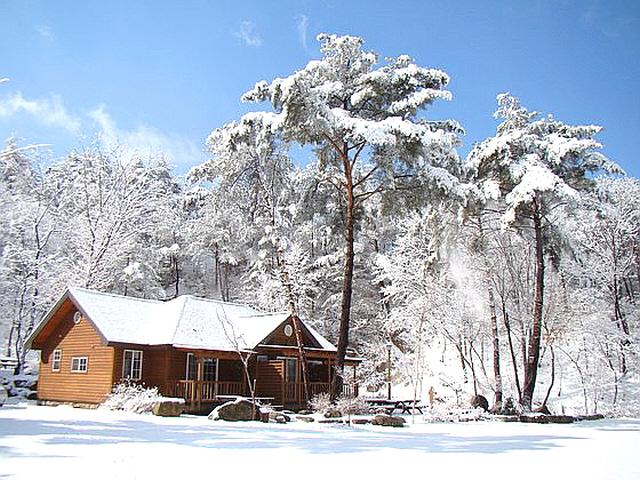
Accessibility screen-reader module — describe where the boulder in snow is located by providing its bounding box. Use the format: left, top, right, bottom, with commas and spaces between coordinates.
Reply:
519, 414, 575, 424
323, 408, 342, 418
208, 398, 259, 421
269, 411, 291, 423
295, 415, 315, 423
152, 398, 185, 417
372, 414, 405, 427
351, 418, 370, 425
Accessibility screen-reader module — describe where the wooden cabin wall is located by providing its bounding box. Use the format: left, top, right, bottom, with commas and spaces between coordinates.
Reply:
38, 311, 114, 404
112, 346, 181, 389
255, 360, 284, 404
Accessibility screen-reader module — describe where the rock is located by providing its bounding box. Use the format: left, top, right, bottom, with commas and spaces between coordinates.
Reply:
152, 398, 185, 417
208, 399, 260, 421
295, 415, 315, 423
324, 408, 342, 418
297, 409, 313, 415
351, 418, 370, 425
269, 411, 291, 423
371, 414, 405, 427
493, 415, 520, 423
25, 390, 38, 400
519, 414, 575, 424
317, 418, 345, 424
576, 414, 605, 421
471, 395, 489, 412
0, 386, 7, 406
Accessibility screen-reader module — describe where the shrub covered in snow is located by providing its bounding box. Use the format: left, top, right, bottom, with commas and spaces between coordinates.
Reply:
101, 381, 162, 414
308, 392, 332, 415
336, 395, 368, 423
336, 395, 368, 416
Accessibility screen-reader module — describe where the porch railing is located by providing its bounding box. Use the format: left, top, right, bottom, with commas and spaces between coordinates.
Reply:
284, 382, 359, 403
165, 380, 247, 403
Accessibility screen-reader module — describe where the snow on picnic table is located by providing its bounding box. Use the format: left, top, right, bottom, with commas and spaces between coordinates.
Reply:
0, 404, 638, 480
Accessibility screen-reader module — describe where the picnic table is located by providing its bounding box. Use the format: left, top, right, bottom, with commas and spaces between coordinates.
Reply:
364, 398, 424, 415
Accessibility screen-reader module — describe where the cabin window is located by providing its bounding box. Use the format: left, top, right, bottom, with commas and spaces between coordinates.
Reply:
70, 356, 88, 373
52, 349, 62, 372
202, 358, 217, 382
285, 358, 298, 382
123, 350, 143, 380
185, 353, 196, 380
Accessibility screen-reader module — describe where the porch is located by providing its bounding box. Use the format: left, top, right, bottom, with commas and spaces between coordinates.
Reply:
164, 350, 359, 412
163, 379, 358, 412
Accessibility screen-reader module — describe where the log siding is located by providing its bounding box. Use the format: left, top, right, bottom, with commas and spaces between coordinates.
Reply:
38, 301, 115, 404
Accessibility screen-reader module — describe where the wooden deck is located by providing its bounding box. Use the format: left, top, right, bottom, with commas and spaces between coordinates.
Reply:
283, 382, 358, 404
164, 380, 247, 404
164, 379, 359, 412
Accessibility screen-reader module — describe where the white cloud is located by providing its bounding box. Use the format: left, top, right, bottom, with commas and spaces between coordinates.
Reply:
36, 25, 55, 42
0, 89, 205, 169
296, 15, 310, 52
0, 92, 81, 133
88, 105, 205, 168
235, 20, 262, 47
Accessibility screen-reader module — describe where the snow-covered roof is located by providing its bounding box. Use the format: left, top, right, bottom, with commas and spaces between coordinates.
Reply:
29, 287, 337, 353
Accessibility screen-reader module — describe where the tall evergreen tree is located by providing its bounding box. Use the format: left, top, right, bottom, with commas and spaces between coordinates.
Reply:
240, 33, 461, 396
467, 93, 621, 409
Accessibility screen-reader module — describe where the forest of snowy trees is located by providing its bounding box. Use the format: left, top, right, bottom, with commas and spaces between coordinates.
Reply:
1, 34, 638, 415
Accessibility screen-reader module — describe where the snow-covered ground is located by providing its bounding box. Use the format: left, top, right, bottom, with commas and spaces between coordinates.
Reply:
0, 404, 638, 480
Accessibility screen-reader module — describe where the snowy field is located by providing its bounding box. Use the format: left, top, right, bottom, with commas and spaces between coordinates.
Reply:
1, 404, 639, 480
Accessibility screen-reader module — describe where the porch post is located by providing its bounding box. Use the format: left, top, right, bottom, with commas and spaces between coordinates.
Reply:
353, 364, 357, 397
196, 356, 202, 407
215, 358, 220, 398
297, 358, 302, 404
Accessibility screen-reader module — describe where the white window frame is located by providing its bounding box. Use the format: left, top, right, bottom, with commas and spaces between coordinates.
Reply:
70, 356, 88, 373
185, 353, 196, 380
52, 349, 62, 372
123, 350, 143, 381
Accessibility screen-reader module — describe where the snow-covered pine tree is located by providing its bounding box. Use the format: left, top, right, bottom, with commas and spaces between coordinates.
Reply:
241, 33, 462, 398
466, 93, 622, 410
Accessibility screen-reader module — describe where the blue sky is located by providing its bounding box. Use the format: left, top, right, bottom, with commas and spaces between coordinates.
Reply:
1, 0, 638, 177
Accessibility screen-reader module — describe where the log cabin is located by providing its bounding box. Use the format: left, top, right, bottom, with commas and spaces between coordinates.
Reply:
25, 287, 360, 412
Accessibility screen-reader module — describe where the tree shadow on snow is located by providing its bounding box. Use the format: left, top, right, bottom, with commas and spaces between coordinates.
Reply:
0, 413, 588, 459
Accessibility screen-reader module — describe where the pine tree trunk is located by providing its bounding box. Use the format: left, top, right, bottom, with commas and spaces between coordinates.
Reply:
522, 201, 545, 410
488, 285, 503, 411
541, 345, 556, 408
503, 308, 522, 402
332, 156, 355, 401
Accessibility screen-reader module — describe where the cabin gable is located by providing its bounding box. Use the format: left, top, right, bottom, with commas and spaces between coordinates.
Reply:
38, 298, 115, 404
259, 318, 322, 349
